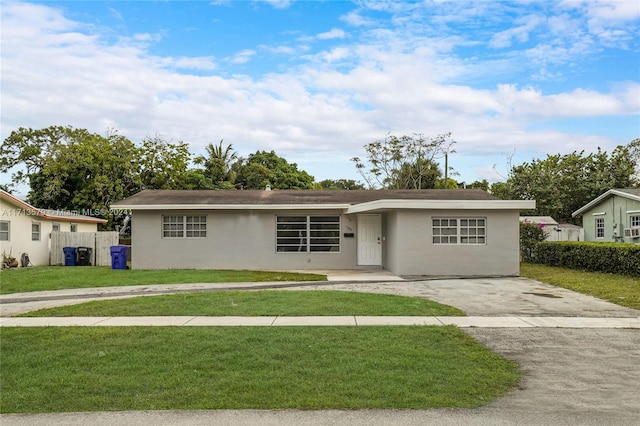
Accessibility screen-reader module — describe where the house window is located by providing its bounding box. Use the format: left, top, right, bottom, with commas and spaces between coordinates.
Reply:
631, 215, 640, 228
0, 221, 9, 241
70, 223, 78, 232
432, 218, 486, 245
52, 223, 60, 232
162, 215, 207, 238
595, 218, 605, 238
276, 216, 340, 252
32, 222, 41, 241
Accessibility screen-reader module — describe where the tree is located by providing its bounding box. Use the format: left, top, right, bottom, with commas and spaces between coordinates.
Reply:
465, 180, 490, 191
351, 132, 455, 189
508, 147, 636, 223
234, 150, 315, 189
624, 138, 640, 185
316, 179, 366, 190
489, 181, 511, 199
21, 129, 142, 228
1, 126, 212, 229
138, 135, 194, 190
194, 140, 238, 189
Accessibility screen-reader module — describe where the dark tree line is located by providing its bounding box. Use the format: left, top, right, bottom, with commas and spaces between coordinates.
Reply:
2, 126, 637, 227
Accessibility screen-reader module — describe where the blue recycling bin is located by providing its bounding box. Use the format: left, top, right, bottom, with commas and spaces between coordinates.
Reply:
63, 247, 77, 266
110, 246, 128, 270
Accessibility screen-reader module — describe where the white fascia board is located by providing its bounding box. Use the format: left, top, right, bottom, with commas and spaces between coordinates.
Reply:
572, 189, 640, 217
111, 204, 351, 211
346, 199, 536, 214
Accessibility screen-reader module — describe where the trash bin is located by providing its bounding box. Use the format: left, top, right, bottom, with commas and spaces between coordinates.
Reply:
110, 246, 128, 270
63, 247, 77, 266
76, 247, 93, 266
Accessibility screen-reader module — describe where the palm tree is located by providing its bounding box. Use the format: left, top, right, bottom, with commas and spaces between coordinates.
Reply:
195, 139, 238, 185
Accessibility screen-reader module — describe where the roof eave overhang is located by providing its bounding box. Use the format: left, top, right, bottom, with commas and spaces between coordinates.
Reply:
346, 199, 536, 214
572, 189, 640, 217
114, 200, 536, 213
2, 192, 107, 224
111, 204, 352, 211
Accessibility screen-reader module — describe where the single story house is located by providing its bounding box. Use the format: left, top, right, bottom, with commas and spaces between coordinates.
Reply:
111, 189, 535, 277
520, 216, 584, 242
0, 190, 107, 266
572, 188, 640, 243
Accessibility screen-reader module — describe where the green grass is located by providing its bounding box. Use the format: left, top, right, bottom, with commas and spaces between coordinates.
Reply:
0, 326, 520, 413
20, 290, 465, 317
0, 266, 326, 294
520, 263, 640, 310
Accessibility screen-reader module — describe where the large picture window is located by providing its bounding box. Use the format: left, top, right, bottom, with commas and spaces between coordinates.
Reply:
163, 215, 207, 238
432, 218, 486, 245
277, 216, 340, 252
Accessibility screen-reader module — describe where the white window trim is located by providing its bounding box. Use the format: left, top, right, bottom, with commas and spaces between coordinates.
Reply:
595, 217, 605, 239
32, 222, 41, 241
162, 215, 207, 238
432, 217, 487, 245
629, 215, 640, 228
0, 221, 9, 241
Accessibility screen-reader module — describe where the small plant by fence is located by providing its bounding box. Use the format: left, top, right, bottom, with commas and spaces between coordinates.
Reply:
50, 232, 119, 266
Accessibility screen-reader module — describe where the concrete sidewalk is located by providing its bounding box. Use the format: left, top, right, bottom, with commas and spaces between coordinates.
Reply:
1, 315, 638, 328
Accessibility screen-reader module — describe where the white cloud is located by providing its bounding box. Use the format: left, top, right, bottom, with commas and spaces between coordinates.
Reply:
317, 28, 346, 40
228, 49, 256, 64
489, 14, 545, 48
1, 1, 638, 187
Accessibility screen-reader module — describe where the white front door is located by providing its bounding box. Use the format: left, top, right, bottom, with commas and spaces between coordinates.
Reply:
357, 214, 382, 266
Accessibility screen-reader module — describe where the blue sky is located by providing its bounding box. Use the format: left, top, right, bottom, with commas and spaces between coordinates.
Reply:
1, 0, 639, 192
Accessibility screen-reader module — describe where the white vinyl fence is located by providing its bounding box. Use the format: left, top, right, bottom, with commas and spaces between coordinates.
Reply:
50, 232, 119, 266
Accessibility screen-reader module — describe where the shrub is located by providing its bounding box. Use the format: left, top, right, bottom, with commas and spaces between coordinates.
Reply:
519, 222, 547, 263
533, 241, 640, 276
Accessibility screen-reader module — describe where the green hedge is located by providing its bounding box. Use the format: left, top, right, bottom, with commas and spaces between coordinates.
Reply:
532, 242, 640, 276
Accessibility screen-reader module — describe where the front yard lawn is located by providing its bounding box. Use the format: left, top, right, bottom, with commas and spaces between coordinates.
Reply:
0, 326, 520, 413
520, 263, 640, 310
19, 290, 464, 317
0, 266, 326, 294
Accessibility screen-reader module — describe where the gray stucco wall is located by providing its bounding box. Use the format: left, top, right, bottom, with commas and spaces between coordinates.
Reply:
131, 208, 522, 276
384, 210, 521, 276
131, 209, 360, 270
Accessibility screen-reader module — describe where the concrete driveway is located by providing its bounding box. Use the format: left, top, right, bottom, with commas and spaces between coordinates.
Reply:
1, 276, 639, 425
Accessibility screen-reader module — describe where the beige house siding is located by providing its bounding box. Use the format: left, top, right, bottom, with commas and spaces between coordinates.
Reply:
1, 191, 106, 266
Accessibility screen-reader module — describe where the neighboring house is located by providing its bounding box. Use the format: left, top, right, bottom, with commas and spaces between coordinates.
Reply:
111, 189, 535, 277
520, 216, 584, 242
0, 190, 108, 266
572, 188, 640, 243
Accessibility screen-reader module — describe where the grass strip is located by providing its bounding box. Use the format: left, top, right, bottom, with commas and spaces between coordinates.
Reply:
0, 326, 520, 413
20, 290, 464, 317
0, 267, 326, 294
520, 263, 640, 310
